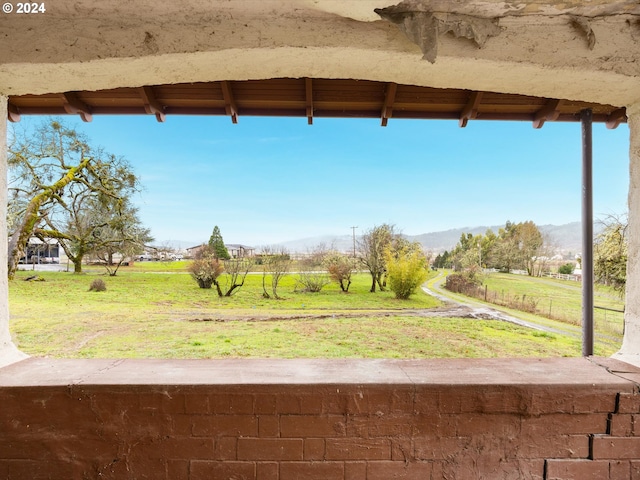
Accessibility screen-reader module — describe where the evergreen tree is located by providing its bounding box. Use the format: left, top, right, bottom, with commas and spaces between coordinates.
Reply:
208, 225, 231, 260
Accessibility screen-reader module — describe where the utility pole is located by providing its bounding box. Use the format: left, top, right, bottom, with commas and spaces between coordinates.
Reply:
351, 226, 358, 258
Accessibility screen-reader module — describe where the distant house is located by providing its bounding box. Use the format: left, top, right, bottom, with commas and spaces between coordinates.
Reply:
225, 244, 255, 259
21, 238, 62, 264
185, 244, 205, 259
186, 243, 255, 259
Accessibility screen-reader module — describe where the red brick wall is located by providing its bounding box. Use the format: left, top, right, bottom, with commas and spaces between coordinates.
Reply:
0, 358, 638, 479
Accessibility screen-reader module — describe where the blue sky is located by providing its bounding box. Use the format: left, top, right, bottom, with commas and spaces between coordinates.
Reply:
14, 115, 630, 248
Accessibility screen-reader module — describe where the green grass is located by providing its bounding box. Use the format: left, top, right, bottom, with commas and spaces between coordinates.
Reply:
8, 267, 618, 359
10, 269, 440, 315
11, 311, 587, 359
481, 272, 625, 335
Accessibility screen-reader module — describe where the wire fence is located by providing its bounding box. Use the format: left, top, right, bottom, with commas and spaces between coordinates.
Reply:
447, 282, 624, 337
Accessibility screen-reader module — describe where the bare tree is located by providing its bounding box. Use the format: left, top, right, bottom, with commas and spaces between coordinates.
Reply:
295, 244, 330, 293
358, 224, 396, 292
217, 258, 253, 297
260, 246, 291, 299
323, 250, 356, 292
91, 202, 153, 276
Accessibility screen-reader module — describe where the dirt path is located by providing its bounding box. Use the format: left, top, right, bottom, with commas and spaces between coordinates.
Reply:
424, 272, 624, 349
183, 305, 512, 323
422, 271, 583, 337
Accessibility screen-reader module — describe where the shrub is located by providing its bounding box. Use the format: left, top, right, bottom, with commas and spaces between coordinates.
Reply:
385, 247, 429, 300
188, 257, 224, 289
558, 263, 574, 275
295, 270, 331, 293
323, 251, 356, 292
445, 267, 483, 295
88, 278, 107, 292
295, 253, 330, 293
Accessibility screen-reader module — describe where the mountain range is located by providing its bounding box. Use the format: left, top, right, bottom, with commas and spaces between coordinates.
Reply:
275, 222, 586, 254
160, 222, 588, 254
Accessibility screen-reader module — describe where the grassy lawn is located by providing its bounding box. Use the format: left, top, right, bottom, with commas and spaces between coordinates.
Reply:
481, 272, 625, 336
8, 266, 616, 358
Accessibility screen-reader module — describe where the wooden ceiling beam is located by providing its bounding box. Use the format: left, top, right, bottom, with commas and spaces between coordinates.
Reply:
7, 79, 625, 126
60, 92, 92, 122
532, 99, 563, 129
381, 83, 397, 127
220, 81, 238, 124
139, 86, 166, 123
7, 102, 20, 122
606, 108, 626, 129
305, 78, 314, 125
459, 91, 483, 128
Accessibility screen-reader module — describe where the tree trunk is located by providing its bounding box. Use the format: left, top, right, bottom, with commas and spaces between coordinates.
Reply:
262, 273, 270, 298
370, 275, 377, 293
72, 256, 83, 274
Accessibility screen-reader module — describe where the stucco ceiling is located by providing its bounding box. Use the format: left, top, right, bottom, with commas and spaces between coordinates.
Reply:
0, 0, 638, 109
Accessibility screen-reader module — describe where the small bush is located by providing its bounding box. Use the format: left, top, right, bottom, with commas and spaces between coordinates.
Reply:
188, 257, 224, 289
323, 251, 356, 292
445, 269, 483, 294
558, 263, 574, 275
295, 270, 331, 293
386, 247, 429, 300
89, 278, 107, 292
295, 250, 330, 293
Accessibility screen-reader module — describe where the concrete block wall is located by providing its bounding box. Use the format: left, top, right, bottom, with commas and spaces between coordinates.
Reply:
0, 357, 639, 479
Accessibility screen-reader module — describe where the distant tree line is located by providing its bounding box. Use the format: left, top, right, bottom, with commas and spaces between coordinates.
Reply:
440, 216, 629, 295
441, 221, 547, 276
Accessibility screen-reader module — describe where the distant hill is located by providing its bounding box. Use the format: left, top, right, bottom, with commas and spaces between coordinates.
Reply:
407, 222, 584, 253
278, 235, 356, 254
275, 222, 586, 254
406, 226, 503, 253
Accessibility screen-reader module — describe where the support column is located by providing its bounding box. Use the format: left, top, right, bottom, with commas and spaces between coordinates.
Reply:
0, 96, 27, 368
582, 109, 594, 357
616, 103, 640, 363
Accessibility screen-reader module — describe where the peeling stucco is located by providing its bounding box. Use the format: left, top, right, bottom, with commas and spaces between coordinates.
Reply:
570, 15, 596, 49
375, 6, 502, 62
375, 0, 639, 61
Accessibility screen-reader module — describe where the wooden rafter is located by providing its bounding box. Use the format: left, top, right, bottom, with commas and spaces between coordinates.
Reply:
381, 83, 397, 127
606, 108, 626, 129
7, 79, 625, 126
459, 91, 483, 128
532, 99, 563, 129
7, 102, 20, 122
139, 86, 166, 123
60, 92, 92, 122
220, 81, 238, 124
305, 78, 314, 125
